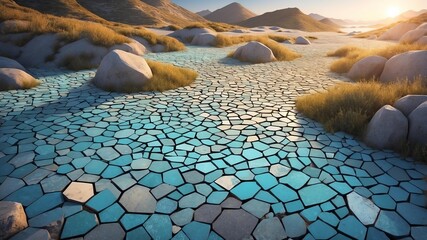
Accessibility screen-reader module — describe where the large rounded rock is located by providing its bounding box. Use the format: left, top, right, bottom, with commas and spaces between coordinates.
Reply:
0, 68, 39, 91
191, 33, 217, 46
394, 95, 427, 116
0, 201, 28, 239
416, 36, 427, 45
92, 50, 153, 92
110, 39, 146, 56
408, 101, 427, 145
233, 41, 276, 63
0, 56, 25, 71
54, 38, 108, 69
378, 23, 418, 40
364, 105, 408, 149
399, 28, 427, 44
18, 34, 60, 67
295, 36, 311, 45
168, 28, 215, 43
347, 56, 387, 81
380, 50, 427, 83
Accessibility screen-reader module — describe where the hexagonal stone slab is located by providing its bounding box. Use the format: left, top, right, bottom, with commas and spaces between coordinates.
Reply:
308, 220, 337, 239
120, 185, 156, 213
194, 204, 222, 223
61, 211, 98, 239
179, 192, 206, 209
182, 221, 211, 240
171, 208, 194, 226
375, 210, 410, 237
215, 176, 241, 190
253, 217, 287, 240
270, 164, 291, 177
86, 189, 117, 212
338, 215, 367, 239
213, 209, 258, 240
230, 182, 261, 201
347, 191, 379, 225
242, 199, 270, 218
396, 202, 427, 225
299, 184, 337, 206
63, 182, 94, 203
282, 213, 307, 238
85, 223, 125, 240
144, 214, 172, 240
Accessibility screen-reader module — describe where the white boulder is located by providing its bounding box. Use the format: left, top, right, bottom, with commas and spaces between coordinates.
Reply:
364, 105, 408, 149
18, 34, 60, 67
347, 56, 387, 81
0, 201, 28, 239
380, 50, 427, 83
54, 38, 108, 69
0, 68, 39, 91
394, 95, 427, 116
110, 39, 146, 56
408, 101, 427, 145
0, 56, 25, 71
295, 36, 311, 45
399, 28, 427, 44
191, 33, 217, 46
233, 41, 276, 63
378, 23, 418, 40
168, 28, 215, 43
92, 50, 153, 92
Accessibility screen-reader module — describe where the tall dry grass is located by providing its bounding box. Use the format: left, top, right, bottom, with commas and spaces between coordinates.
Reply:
327, 44, 427, 73
296, 80, 427, 136
184, 22, 240, 32
215, 34, 292, 47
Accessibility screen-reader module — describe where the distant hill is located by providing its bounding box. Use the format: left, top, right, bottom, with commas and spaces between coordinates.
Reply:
197, 10, 212, 17
14, 0, 106, 23
309, 13, 348, 26
309, 13, 326, 21
75, 0, 206, 26
398, 9, 427, 20
320, 18, 342, 28
239, 8, 338, 32
205, 2, 257, 24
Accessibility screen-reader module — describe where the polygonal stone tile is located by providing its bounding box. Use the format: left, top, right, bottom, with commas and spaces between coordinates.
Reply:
171, 208, 194, 226
86, 189, 118, 212
151, 184, 176, 199
213, 209, 258, 240
156, 198, 177, 214
375, 210, 410, 237
271, 184, 298, 203
41, 175, 70, 193
215, 176, 240, 190
308, 220, 337, 239
63, 182, 94, 203
99, 203, 125, 223
120, 214, 149, 231
61, 211, 98, 239
9, 151, 35, 168
183, 170, 204, 184
0, 177, 25, 199
194, 204, 222, 223
4, 184, 43, 206
144, 214, 172, 240
282, 213, 307, 238
269, 164, 291, 177
299, 184, 337, 206
242, 199, 270, 218
220, 197, 242, 209
120, 185, 156, 213
411, 226, 427, 240
396, 202, 427, 225
347, 191, 380, 225
255, 173, 278, 190
338, 215, 367, 240
85, 223, 125, 240
182, 221, 211, 240
26, 192, 64, 218
253, 217, 287, 240
230, 181, 260, 201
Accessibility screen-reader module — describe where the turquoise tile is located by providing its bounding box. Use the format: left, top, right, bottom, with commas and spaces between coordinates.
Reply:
99, 203, 125, 223
126, 226, 151, 240
163, 169, 184, 187
338, 215, 367, 239
86, 189, 117, 212
308, 220, 337, 239
61, 211, 98, 239
207, 191, 228, 204
120, 214, 149, 230
299, 184, 337, 206
144, 214, 172, 240
183, 221, 211, 240
26, 192, 63, 218
301, 206, 321, 222
156, 198, 178, 214
255, 173, 278, 190
230, 182, 260, 201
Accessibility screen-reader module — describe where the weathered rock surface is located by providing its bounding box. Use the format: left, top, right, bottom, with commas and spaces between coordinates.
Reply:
408, 101, 427, 145
92, 50, 153, 92
364, 105, 408, 149
295, 36, 311, 45
394, 95, 427, 116
169, 28, 215, 43
191, 33, 217, 46
233, 41, 276, 63
0, 68, 39, 91
0, 201, 28, 239
110, 40, 146, 56
18, 34, 59, 67
63, 182, 94, 203
380, 50, 427, 83
378, 22, 418, 40
347, 55, 387, 81
54, 39, 108, 69
0, 56, 25, 71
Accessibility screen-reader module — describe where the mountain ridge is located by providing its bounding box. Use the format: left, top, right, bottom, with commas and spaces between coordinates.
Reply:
205, 2, 257, 24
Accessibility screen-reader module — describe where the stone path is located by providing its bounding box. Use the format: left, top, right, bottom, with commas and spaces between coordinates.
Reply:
0, 35, 426, 239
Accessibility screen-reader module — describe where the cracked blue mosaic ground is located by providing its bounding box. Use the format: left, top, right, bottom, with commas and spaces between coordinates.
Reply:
1, 41, 427, 240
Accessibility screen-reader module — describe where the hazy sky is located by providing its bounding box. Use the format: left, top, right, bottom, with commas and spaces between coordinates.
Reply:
172, 0, 427, 21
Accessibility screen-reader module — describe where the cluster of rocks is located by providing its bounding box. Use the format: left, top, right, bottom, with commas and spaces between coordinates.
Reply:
0, 56, 39, 91
365, 95, 427, 150
377, 22, 427, 45
168, 28, 217, 46
348, 50, 427, 83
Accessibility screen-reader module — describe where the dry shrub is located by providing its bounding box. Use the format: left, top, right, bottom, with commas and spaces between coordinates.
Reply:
143, 60, 198, 92
328, 44, 427, 73
61, 53, 97, 71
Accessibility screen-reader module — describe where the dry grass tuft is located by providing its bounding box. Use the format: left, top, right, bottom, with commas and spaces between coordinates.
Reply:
184, 22, 240, 32
328, 44, 427, 73
261, 39, 301, 61
215, 34, 292, 48
142, 60, 198, 92
61, 53, 98, 71
296, 80, 427, 136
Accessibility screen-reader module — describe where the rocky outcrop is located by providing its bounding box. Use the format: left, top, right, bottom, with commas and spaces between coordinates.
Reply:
168, 28, 215, 43
92, 50, 153, 92
191, 33, 217, 46
394, 95, 427, 116
294, 36, 311, 45
380, 50, 427, 83
18, 34, 60, 67
408, 101, 427, 145
364, 105, 408, 149
0, 201, 28, 239
347, 56, 387, 81
233, 41, 276, 63
0, 68, 39, 91
378, 22, 418, 40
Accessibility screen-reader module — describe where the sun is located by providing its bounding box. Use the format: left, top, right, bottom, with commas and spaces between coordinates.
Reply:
386, 6, 400, 18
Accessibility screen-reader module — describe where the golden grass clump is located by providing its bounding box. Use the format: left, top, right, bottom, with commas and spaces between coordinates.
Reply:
328, 44, 427, 73
183, 22, 240, 32
296, 80, 427, 137
215, 34, 292, 48
143, 60, 198, 92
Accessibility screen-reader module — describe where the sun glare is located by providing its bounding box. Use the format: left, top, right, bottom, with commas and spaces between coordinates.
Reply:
386, 6, 400, 18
